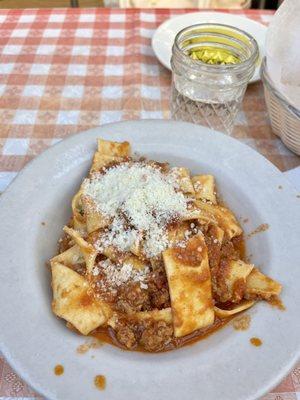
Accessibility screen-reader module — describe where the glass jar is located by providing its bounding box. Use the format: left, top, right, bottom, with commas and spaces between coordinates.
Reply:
170, 23, 259, 134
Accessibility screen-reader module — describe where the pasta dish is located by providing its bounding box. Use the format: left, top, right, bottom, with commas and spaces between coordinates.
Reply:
50, 138, 282, 352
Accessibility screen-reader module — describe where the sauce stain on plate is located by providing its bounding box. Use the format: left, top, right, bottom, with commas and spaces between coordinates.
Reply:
54, 364, 64, 376
255, 223, 270, 233
250, 337, 262, 347
94, 375, 106, 391
247, 223, 269, 238
269, 296, 285, 310
77, 339, 103, 354
233, 314, 251, 331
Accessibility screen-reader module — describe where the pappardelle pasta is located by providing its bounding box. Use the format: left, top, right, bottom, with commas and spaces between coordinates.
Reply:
50, 138, 282, 352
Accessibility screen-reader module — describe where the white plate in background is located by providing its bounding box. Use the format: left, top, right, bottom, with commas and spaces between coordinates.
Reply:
0, 120, 299, 400
152, 12, 267, 83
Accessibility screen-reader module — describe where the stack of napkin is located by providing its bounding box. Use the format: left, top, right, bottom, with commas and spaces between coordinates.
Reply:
266, 0, 300, 110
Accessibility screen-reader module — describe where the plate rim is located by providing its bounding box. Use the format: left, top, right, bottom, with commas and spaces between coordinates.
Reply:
151, 11, 267, 83
0, 119, 299, 400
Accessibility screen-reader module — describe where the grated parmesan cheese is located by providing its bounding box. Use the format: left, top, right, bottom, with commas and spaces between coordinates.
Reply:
83, 162, 188, 257
93, 259, 150, 291
194, 181, 203, 191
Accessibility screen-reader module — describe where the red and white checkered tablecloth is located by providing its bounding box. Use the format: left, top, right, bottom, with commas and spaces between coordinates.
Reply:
0, 7, 299, 400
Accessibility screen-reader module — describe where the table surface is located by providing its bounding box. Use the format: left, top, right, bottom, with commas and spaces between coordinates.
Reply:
0, 7, 299, 400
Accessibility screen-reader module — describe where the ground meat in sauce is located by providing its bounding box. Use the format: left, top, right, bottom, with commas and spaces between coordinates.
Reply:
205, 237, 221, 270
231, 234, 244, 254
115, 283, 151, 313
115, 324, 137, 349
220, 240, 239, 260
71, 263, 86, 276
149, 288, 170, 309
58, 232, 73, 253
147, 267, 171, 309
140, 320, 173, 352
114, 319, 173, 352
150, 256, 164, 270
95, 262, 171, 312
90, 255, 170, 311
205, 232, 244, 303
93, 279, 118, 303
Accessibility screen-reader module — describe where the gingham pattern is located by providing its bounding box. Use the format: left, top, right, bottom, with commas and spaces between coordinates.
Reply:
0, 7, 299, 400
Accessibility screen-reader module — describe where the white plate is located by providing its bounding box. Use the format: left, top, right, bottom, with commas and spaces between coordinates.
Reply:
152, 12, 267, 83
0, 120, 299, 400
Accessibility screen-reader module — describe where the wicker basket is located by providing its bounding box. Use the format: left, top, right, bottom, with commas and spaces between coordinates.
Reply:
261, 58, 300, 156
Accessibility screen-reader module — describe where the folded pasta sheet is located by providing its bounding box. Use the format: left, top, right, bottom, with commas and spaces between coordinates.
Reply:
63, 226, 97, 273
97, 138, 130, 156
192, 174, 217, 204
170, 167, 195, 195
90, 153, 124, 174
108, 308, 173, 329
82, 195, 110, 233
163, 234, 214, 337
90, 140, 131, 173
225, 260, 254, 302
214, 300, 255, 318
245, 268, 282, 299
51, 244, 84, 266
135, 308, 173, 324
196, 200, 242, 239
51, 262, 111, 335
71, 189, 86, 231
